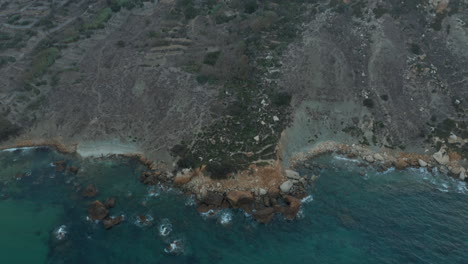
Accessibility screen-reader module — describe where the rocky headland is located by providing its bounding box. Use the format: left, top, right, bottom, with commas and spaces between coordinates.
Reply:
1, 0, 467, 223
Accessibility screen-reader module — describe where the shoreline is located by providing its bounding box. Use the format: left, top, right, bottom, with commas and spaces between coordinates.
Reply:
1, 138, 466, 223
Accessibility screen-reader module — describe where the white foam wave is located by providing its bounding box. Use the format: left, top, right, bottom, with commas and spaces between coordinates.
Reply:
185, 195, 196, 207
53, 225, 67, 240
159, 218, 173, 237
1, 147, 36, 152
164, 239, 184, 255
134, 214, 154, 227
218, 211, 233, 225
333, 156, 360, 163
200, 209, 218, 219
301, 195, 314, 203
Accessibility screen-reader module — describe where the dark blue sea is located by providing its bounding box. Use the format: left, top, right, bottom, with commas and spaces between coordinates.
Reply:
0, 147, 466, 263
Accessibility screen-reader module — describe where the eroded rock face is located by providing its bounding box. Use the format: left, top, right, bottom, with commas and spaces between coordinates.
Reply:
88, 201, 109, 221
226, 190, 254, 208
252, 207, 276, 224
281, 195, 302, 220
201, 192, 224, 207
433, 149, 449, 165
173, 169, 193, 186
140, 171, 161, 185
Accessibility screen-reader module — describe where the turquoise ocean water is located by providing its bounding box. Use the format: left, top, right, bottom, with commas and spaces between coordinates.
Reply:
0, 147, 466, 263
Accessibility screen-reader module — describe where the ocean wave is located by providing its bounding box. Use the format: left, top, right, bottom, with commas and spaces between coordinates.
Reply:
159, 218, 173, 237
185, 195, 196, 207
218, 210, 233, 225
1, 147, 37, 153
301, 195, 314, 203
53, 225, 67, 240
200, 209, 218, 219
407, 167, 467, 195
134, 214, 154, 227
333, 156, 360, 163
164, 238, 185, 255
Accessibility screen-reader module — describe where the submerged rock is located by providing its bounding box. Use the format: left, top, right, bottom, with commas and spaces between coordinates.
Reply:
103, 215, 123, 229
53, 225, 67, 240
88, 200, 109, 221
53, 161, 66, 172
82, 184, 98, 198
68, 166, 79, 174
104, 197, 116, 208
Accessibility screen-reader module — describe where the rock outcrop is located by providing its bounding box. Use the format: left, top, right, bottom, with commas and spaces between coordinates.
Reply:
88, 201, 109, 221
104, 197, 116, 209
103, 215, 123, 229
252, 207, 276, 223
433, 148, 449, 165
226, 190, 254, 209
82, 184, 98, 198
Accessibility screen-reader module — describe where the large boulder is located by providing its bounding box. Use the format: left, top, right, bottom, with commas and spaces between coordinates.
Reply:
280, 180, 293, 193
394, 159, 409, 170
418, 159, 427, 167
433, 149, 449, 165
88, 201, 109, 221
285, 169, 301, 180
460, 170, 466, 181
226, 190, 254, 208
252, 207, 276, 223
201, 192, 224, 207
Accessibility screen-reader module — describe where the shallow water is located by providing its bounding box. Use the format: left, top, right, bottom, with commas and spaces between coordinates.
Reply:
0, 148, 467, 263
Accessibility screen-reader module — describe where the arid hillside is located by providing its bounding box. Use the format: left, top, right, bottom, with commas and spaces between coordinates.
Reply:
0, 0, 467, 177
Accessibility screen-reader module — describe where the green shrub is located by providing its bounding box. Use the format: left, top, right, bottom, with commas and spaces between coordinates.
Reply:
272, 91, 292, 106
206, 160, 237, 179
31, 47, 60, 78
116, 40, 126, 47
363, 98, 374, 108
203, 51, 221, 66
244, 0, 258, 14
0, 117, 20, 142
83, 8, 112, 30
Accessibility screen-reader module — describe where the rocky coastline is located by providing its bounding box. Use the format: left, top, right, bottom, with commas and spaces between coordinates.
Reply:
1, 139, 467, 224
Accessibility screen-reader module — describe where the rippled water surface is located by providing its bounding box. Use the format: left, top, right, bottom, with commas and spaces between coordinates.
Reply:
0, 148, 467, 263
